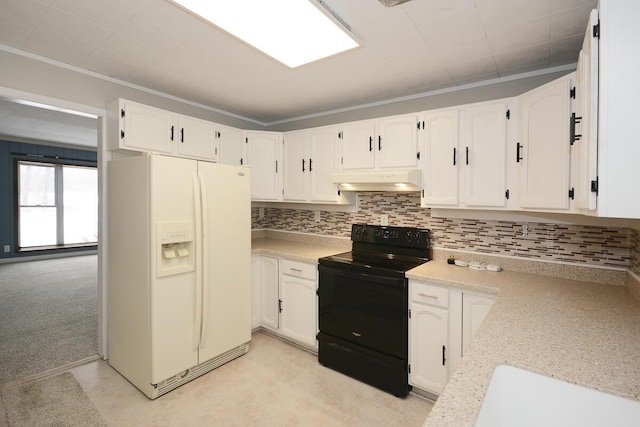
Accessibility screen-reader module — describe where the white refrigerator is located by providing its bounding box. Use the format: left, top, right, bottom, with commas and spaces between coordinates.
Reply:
107, 153, 251, 398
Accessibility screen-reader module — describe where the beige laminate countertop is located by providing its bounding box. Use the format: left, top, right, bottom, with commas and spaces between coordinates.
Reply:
251, 237, 348, 264
408, 262, 640, 427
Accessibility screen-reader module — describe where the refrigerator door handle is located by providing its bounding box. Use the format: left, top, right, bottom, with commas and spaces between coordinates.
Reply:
192, 173, 203, 351
198, 173, 209, 349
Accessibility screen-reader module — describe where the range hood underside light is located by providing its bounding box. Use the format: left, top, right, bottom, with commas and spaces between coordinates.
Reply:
331, 169, 422, 192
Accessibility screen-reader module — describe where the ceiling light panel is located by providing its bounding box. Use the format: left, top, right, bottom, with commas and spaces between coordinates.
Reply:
169, 0, 359, 68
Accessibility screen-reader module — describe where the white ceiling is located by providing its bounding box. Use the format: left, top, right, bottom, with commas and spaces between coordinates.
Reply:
0, 0, 596, 129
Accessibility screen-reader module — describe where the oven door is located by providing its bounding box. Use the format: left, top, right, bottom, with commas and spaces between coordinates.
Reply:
318, 264, 408, 359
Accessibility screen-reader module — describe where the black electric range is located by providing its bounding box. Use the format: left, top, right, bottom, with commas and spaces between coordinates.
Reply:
317, 224, 430, 397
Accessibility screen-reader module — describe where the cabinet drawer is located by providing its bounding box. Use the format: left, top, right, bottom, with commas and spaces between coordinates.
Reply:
280, 259, 316, 280
411, 282, 449, 308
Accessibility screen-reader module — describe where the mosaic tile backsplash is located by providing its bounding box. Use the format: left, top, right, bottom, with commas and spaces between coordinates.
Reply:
252, 192, 638, 271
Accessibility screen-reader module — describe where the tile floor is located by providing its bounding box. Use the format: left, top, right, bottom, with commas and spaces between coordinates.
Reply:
8, 332, 433, 426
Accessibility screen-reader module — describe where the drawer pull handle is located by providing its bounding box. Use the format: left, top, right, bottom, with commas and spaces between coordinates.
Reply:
352, 331, 361, 337
418, 293, 438, 299
290, 268, 302, 273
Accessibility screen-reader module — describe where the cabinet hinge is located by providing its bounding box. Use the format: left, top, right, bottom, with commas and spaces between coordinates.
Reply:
240, 158, 243, 165
570, 113, 582, 145
245, 137, 248, 144
408, 364, 411, 374
337, 190, 341, 196
408, 309, 411, 319
341, 157, 343, 165
421, 189, 424, 197
570, 87, 576, 99
416, 151, 421, 160
506, 109, 510, 120
593, 22, 600, 38
120, 130, 124, 139
338, 131, 343, 139
505, 189, 510, 200
568, 187, 575, 200
591, 177, 599, 194
120, 108, 125, 118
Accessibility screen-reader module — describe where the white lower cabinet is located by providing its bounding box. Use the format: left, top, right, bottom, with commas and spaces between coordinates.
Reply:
409, 280, 495, 396
278, 260, 318, 348
409, 282, 449, 395
252, 255, 279, 330
462, 292, 495, 355
252, 255, 318, 349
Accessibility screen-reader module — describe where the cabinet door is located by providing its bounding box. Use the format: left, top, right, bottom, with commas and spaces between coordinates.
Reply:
422, 109, 459, 206
279, 274, 317, 348
518, 75, 572, 210
246, 131, 281, 200
121, 100, 175, 154
409, 303, 449, 394
260, 256, 279, 330
376, 114, 420, 169
573, 8, 599, 211
176, 115, 216, 159
461, 293, 494, 355
463, 102, 508, 207
282, 131, 307, 202
339, 120, 375, 170
308, 126, 340, 203
218, 125, 244, 165
251, 256, 262, 329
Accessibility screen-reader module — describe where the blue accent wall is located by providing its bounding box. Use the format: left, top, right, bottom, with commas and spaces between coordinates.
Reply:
0, 140, 97, 260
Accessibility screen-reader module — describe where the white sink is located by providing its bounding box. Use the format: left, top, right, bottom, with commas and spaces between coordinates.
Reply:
475, 364, 640, 427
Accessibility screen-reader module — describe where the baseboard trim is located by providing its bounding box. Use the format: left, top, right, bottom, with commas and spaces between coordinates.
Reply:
0, 354, 100, 390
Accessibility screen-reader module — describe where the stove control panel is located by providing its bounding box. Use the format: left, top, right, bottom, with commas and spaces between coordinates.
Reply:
351, 224, 430, 250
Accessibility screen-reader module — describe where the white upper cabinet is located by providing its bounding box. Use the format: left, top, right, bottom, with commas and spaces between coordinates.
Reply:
175, 115, 216, 160
108, 99, 243, 163
339, 120, 376, 170
517, 74, 573, 211
245, 131, 282, 201
217, 124, 244, 166
462, 101, 510, 208
308, 126, 342, 202
283, 127, 342, 203
590, 0, 640, 218
282, 130, 307, 202
109, 99, 175, 154
338, 115, 420, 171
422, 109, 460, 207
375, 114, 421, 169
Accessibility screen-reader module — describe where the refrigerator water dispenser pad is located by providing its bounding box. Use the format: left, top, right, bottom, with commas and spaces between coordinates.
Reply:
157, 221, 195, 277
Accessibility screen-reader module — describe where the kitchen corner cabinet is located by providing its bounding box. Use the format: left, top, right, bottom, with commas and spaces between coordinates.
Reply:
278, 259, 318, 348
252, 256, 318, 350
245, 131, 282, 201
461, 292, 495, 355
408, 281, 449, 395
283, 127, 341, 203
517, 74, 573, 211
409, 280, 496, 396
252, 255, 279, 330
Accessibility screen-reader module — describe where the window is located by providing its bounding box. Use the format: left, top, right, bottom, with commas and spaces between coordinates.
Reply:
17, 160, 97, 250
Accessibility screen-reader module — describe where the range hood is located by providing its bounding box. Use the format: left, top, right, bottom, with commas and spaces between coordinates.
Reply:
331, 169, 421, 192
